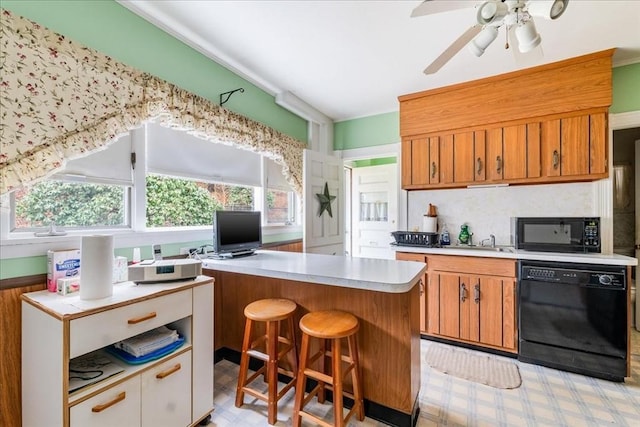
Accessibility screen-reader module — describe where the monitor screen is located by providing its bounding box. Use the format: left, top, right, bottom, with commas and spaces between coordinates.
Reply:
212, 210, 262, 255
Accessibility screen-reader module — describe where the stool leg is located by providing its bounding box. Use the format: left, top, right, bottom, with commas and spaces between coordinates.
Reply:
266, 320, 279, 425
293, 332, 310, 427
348, 334, 365, 421
317, 338, 327, 404
332, 338, 345, 427
235, 317, 253, 408
286, 315, 298, 375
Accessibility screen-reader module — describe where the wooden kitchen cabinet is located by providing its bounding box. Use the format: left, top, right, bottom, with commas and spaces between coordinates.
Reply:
425, 255, 517, 353
540, 112, 608, 181
401, 136, 440, 187
21, 277, 214, 427
395, 252, 428, 334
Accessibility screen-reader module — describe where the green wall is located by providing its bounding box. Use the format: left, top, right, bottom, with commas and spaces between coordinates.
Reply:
334, 112, 400, 150
351, 157, 397, 168
1, 0, 308, 142
611, 63, 640, 113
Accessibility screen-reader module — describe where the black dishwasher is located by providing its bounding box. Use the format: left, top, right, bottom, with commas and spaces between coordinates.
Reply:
518, 260, 627, 381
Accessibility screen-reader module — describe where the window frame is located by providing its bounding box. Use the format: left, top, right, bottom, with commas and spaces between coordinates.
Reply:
0, 125, 301, 259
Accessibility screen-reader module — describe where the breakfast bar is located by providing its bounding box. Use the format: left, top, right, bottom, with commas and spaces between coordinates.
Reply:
202, 250, 426, 426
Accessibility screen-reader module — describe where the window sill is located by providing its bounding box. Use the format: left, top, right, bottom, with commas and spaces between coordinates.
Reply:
1, 225, 302, 259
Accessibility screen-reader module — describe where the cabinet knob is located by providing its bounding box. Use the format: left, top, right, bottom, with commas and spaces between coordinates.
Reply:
92, 391, 126, 413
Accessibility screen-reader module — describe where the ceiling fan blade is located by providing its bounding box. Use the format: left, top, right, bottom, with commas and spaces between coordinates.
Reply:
424, 25, 482, 75
411, 0, 475, 18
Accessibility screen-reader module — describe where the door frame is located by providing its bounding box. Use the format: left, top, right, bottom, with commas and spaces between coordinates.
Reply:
598, 111, 640, 253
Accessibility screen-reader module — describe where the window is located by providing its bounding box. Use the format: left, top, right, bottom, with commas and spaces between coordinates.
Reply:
145, 174, 255, 228
266, 189, 296, 225
12, 180, 129, 230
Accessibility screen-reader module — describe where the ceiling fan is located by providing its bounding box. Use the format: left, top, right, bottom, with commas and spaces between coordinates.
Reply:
412, 0, 569, 74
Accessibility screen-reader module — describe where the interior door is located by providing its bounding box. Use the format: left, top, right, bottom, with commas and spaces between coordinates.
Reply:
303, 149, 345, 255
351, 163, 397, 259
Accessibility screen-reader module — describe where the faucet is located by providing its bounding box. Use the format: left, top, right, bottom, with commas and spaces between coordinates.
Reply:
481, 234, 496, 248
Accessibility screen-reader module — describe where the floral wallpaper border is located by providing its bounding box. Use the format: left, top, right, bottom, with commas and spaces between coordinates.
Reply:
0, 9, 305, 196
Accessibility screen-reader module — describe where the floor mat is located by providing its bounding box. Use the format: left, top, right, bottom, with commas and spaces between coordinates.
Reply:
424, 342, 522, 389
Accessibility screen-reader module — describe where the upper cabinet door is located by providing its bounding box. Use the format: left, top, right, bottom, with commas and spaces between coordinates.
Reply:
440, 134, 455, 184
486, 128, 503, 181
590, 112, 608, 175
503, 124, 527, 180
453, 131, 475, 184
561, 115, 590, 176
526, 122, 541, 178
401, 139, 412, 188
411, 138, 430, 186
541, 119, 561, 177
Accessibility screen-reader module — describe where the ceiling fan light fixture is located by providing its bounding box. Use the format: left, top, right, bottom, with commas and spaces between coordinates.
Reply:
527, 0, 569, 20
515, 20, 541, 53
476, 0, 509, 25
469, 26, 499, 57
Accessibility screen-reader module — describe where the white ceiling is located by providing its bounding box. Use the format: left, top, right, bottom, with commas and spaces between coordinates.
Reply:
120, 1, 640, 122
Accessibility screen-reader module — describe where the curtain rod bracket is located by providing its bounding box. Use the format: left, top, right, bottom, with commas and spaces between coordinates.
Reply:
219, 88, 245, 106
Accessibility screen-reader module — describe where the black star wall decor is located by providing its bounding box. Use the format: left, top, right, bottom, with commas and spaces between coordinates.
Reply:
315, 182, 336, 218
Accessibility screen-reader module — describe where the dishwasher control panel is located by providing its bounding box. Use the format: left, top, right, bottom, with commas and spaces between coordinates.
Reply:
520, 263, 626, 289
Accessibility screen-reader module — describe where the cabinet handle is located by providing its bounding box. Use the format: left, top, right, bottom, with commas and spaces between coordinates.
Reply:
127, 311, 157, 324
419, 278, 424, 296
552, 150, 559, 169
156, 363, 182, 379
474, 284, 480, 304
92, 391, 126, 413
496, 156, 502, 173
476, 157, 483, 175
460, 283, 467, 302
431, 162, 437, 179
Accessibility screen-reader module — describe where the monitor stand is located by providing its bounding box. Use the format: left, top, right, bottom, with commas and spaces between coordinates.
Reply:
208, 249, 257, 259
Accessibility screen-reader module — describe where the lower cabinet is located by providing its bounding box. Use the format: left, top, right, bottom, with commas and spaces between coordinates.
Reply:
70, 376, 142, 427
400, 253, 518, 353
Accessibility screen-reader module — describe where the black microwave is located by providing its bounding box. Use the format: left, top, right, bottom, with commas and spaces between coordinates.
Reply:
510, 217, 600, 253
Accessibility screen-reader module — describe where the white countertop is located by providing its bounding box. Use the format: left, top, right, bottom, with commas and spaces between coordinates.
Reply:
201, 250, 426, 293
391, 245, 638, 266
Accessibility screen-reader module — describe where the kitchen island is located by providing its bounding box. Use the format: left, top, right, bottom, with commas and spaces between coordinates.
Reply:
202, 250, 426, 427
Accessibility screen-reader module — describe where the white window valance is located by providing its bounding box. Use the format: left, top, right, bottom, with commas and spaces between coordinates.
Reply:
0, 9, 304, 196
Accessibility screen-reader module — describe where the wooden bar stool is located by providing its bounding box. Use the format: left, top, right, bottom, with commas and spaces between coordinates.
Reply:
293, 310, 364, 427
235, 298, 298, 425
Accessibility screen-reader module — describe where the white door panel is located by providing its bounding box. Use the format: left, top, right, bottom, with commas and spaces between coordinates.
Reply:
304, 149, 345, 255
351, 164, 398, 259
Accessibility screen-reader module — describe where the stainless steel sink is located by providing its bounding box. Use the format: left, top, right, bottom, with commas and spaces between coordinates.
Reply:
442, 245, 515, 253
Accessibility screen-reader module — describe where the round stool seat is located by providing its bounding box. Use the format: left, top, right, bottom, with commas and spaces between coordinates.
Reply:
244, 298, 297, 322
299, 310, 359, 339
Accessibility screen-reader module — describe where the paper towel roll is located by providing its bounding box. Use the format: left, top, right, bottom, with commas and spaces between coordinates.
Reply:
422, 216, 437, 233
80, 235, 114, 300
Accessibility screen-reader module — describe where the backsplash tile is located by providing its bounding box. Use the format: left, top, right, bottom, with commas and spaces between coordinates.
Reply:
408, 182, 596, 246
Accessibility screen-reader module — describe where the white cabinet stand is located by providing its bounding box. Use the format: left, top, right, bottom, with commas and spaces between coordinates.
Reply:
22, 276, 214, 427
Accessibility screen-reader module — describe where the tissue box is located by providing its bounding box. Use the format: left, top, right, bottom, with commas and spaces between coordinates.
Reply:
113, 256, 128, 283
57, 277, 80, 295
47, 249, 81, 292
